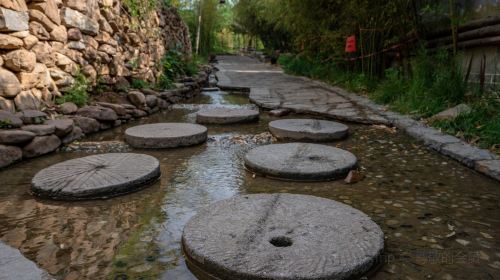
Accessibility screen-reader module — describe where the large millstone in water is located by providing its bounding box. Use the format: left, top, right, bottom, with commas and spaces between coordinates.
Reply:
182, 193, 384, 280
269, 119, 348, 141
31, 153, 160, 200
244, 143, 357, 181
196, 108, 259, 124
125, 123, 207, 148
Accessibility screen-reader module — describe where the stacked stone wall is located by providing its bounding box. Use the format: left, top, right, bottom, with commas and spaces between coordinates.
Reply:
0, 0, 192, 112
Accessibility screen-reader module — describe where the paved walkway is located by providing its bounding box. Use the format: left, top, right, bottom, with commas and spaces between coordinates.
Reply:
215, 55, 500, 182
216, 55, 388, 124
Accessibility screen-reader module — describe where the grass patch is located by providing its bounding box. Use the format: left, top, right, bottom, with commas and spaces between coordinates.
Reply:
157, 50, 202, 89
55, 71, 89, 107
131, 78, 151, 90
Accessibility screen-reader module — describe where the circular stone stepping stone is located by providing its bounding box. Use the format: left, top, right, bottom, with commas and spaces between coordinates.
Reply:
31, 153, 160, 200
125, 123, 207, 148
269, 119, 348, 141
196, 108, 259, 124
182, 193, 384, 280
244, 143, 357, 181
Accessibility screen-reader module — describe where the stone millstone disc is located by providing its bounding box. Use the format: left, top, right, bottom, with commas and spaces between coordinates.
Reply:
269, 119, 348, 141
182, 193, 384, 280
125, 123, 207, 148
31, 153, 160, 200
196, 108, 259, 124
244, 143, 357, 181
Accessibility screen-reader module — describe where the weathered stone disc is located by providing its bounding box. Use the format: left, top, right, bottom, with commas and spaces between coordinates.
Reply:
244, 143, 357, 181
269, 119, 348, 141
31, 153, 160, 200
182, 193, 384, 280
125, 123, 207, 148
196, 108, 259, 124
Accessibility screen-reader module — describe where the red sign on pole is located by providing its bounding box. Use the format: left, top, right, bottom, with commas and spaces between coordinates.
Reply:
345, 35, 357, 53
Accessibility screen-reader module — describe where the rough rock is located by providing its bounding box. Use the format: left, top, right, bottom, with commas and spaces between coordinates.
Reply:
58, 101, 78, 114
29, 21, 50, 40
22, 134, 61, 158
0, 1, 28, 12
125, 123, 208, 148
269, 108, 290, 117
127, 91, 146, 108
432, 103, 471, 121
0, 67, 21, 97
0, 96, 15, 113
0, 129, 35, 144
76, 106, 118, 121
61, 8, 99, 36
29, 0, 61, 25
96, 102, 127, 115
0, 33, 24, 50
31, 153, 161, 200
182, 194, 384, 280
71, 116, 99, 134
344, 170, 364, 184
145, 95, 158, 108
196, 108, 259, 124
46, 118, 74, 137
61, 125, 83, 144
0, 7, 29, 32
0, 110, 22, 127
16, 109, 47, 124
3, 49, 36, 72
21, 124, 55, 136
245, 143, 358, 181
14, 91, 41, 111
0, 144, 22, 168
269, 119, 349, 142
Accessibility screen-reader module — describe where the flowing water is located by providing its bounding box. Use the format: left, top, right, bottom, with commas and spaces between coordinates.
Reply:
0, 90, 499, 280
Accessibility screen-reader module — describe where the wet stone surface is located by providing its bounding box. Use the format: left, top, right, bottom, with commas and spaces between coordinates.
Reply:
245, 143, 357, 181
196, 108, 259, 124
32, 153, 161, 200
182, 194, 384, 280
269, 118, 348, 141
125, 123, 208, 149
0, 90, 499, 279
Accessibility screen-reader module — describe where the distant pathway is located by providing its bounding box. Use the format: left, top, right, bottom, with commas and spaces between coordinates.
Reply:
215, 55, 388, 124
215, 55, 499, 182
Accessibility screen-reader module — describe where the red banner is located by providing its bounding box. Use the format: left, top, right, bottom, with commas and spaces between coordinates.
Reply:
345, 35, 357, 53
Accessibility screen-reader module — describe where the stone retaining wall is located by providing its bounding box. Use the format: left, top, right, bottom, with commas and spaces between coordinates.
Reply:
0, 0, 191, 112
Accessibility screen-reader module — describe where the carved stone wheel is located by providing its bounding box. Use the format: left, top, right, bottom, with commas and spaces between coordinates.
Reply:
196, 108, 259, 124
31, 153, 161, 200
182, 193, 384, 280
125, 123, 208, 148
269, 118, 349, 141
244, 143, 357, 181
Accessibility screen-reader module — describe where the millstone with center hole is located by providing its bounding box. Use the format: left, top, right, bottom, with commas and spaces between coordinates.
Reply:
125, 123, 207, 148
31, 153, 160, 200
269, 119, 348, 141
196, 108, 259, 124
244, 143, 357, 181
182, 193, 384, 280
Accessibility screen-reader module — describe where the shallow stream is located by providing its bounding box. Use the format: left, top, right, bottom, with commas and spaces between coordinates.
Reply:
0, 90, 499, 280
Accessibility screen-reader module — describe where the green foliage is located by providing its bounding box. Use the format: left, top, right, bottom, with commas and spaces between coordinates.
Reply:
0, 120, 11, 129
371, 68, 408, 104
131, 79, 150, 89
56, 71, 89, 107
390, 48, 467, 116
123, 0, 159, 19
157, 50, 201, 89
432, 101, 500, 150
